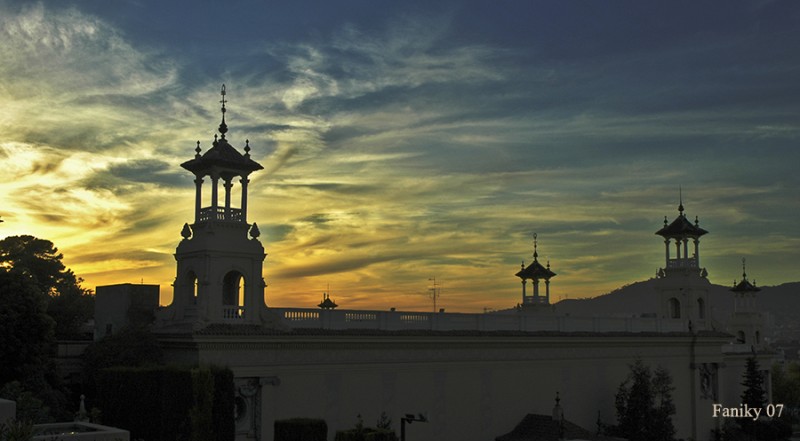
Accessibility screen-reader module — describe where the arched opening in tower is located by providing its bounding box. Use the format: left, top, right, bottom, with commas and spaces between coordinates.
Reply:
669, 297, 681, 319
187, 270, 198, 305
223, 271, 245, 307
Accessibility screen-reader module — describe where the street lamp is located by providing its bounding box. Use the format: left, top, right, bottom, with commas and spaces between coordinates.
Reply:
400, 413, 428, 441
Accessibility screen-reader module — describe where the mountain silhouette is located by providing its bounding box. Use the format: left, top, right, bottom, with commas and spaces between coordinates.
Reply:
552, 280, 800, 341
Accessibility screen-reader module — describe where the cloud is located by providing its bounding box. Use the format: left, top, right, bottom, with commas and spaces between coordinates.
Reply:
0, 3, 179, 152
2, 2, 799, 310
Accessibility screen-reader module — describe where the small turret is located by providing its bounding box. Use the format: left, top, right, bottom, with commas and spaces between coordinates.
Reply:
515, 233, 557, 307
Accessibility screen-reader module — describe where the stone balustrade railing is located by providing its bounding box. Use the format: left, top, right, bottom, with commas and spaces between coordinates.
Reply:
223, 306, 246, 320
199, 207, 243, 222
273, 307, 700, 334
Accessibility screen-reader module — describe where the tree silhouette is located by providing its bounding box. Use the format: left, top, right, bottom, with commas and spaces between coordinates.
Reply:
0, 235, 94, 338
739, 356, 766, 437
610, 359, 676, 441
731, 356, 793, 440
0, 270, 55, 389
741, 356, 766, 409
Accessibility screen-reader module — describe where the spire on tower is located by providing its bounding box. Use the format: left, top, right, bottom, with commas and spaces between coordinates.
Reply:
218, 84, 228, 139
742, 257, 747, 280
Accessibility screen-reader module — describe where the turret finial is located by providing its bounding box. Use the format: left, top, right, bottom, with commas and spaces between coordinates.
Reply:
218, 84, 228, 139
195, 140, 201, 158
742, 257, 747, 280
533, 232, 538, 261
678, 186, 684, 215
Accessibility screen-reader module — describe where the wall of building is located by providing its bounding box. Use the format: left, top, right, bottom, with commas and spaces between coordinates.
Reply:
158, 331, 736, 441
94, 284, 159, 339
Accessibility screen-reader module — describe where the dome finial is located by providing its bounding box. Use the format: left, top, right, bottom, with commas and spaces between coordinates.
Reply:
678, 186, 684, 215
742, 257, 747, 280
218, 84, 228, 139
532, 232, 538, 261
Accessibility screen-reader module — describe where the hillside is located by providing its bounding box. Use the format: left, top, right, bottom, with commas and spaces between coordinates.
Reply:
553, 280, 800, 335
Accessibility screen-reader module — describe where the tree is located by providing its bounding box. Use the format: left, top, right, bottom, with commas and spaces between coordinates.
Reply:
651, 366, 676, 441
734, 357, 792, 441
81, 326, 164, 399
609, 359, 676, 441
739, 356, 766, 436
0, 270, 55, 389
0, 235, 72, 295
0, 269, 71, 422
741, 356, 766, 410
772, 362, 800, 425
0, 235, 94, 338
47, 282, 95, 338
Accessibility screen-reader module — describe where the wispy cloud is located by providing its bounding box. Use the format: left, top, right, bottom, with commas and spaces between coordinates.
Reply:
1, 1, 798, 310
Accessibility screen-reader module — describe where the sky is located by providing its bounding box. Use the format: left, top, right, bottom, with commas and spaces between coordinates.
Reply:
1, 0, 798, 312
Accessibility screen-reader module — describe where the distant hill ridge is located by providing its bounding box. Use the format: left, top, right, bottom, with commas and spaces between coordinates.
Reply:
553, 280, 800, 327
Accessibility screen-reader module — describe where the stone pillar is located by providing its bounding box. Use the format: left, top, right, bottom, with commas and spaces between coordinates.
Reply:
224, 179, 233, 220
533, 279, 539, 300
694, 238, 700, 266
521, 279, 527, 304
664, 239, 670, 265
211, 174, 219, 214
194, 177, 203, 223
241, 177, 250, 223
545, 279, 551, 304
683, 238, 689, 261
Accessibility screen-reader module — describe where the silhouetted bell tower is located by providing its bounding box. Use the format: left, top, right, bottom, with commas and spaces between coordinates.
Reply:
654, 195, 711, 330
515, 233, 556, 308
728, 258, 765, 347
158, 85, 279, 331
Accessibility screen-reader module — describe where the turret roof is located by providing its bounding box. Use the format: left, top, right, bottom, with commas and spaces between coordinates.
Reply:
181, 137, 263, 175
318, 293, 338, 309
731, 259, 760, 293
655, 204, 708, 238
731, 278, 760, 293
515, 259, 556, 280
181, 84, 263, 176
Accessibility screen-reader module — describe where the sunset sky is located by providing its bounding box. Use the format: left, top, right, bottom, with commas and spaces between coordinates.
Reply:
1, 1, 798, 312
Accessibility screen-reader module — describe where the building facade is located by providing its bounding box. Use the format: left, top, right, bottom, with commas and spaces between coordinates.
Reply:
141, 87, 776, 441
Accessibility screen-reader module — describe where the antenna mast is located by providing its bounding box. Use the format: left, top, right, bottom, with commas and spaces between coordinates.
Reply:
428, 277, 441, 313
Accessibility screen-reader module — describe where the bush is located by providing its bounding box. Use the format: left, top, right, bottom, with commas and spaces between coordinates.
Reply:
0, 420, 33, 441
97, 366, 169, 441
96, 365, 234, 441
335, 428, 398, 441
210, 367, 235, 441
334, 414, 397, 441
274, 418, 328, 441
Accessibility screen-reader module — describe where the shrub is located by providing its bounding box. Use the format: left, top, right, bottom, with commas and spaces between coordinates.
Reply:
274, 418, 328, 441
210, 366, 235, 441
96, 365, 234, 441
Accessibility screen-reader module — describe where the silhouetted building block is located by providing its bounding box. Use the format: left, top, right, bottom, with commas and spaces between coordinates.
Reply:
94, 283, 159, 339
